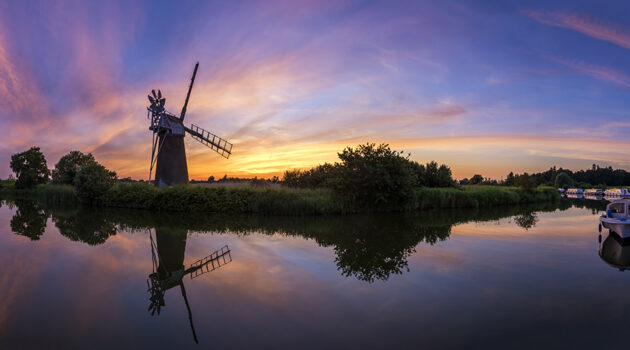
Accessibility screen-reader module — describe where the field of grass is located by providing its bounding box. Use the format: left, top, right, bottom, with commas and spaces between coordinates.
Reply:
22, 182, 560, 215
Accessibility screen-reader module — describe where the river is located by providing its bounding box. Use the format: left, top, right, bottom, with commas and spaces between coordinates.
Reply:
0, 198, 625, 349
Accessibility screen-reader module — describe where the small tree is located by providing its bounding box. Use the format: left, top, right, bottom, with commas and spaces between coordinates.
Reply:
469, 174, 484, 185
10, 147, 50, 189
52, 151, 95, 185
207, 175, 215, 183
74, 161, 117, 204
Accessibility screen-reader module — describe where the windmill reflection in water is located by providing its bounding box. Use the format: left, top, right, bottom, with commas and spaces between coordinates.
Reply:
147, 227, 232, 343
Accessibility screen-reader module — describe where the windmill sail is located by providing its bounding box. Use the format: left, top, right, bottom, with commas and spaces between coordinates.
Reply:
185, 124, 233, 159
186, 245, 232, 279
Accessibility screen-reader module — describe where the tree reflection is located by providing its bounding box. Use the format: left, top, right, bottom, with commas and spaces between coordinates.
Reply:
326, 222, 451, 283
10, 198, 48, 240
51, 208, 116, 245
514, 212, 538, 230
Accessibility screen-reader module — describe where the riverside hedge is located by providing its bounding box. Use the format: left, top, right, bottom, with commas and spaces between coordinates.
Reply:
30, 182, 559, 215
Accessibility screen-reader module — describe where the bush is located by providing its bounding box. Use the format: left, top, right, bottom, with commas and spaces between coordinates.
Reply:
74, 161, 117, 204
52, 151, 95, 185
10, 147, 50, 189
332, 143, 416, 208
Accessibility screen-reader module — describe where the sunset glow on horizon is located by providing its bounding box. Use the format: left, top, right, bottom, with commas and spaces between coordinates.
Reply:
3, 0, 630, 180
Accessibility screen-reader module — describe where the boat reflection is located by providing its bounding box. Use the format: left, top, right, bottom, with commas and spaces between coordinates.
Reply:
148, 227, 231, 343
599, 231, 630, 271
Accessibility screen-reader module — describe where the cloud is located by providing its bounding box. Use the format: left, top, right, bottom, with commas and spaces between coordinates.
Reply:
522, 10, 630, 50
548, 56, 630, 88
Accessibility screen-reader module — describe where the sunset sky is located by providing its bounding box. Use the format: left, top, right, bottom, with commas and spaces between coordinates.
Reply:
2, 0, 630, 180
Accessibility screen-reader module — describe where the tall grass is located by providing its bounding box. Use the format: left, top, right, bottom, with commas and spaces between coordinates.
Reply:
38, 184, 78, 206
3, 182, 560, 215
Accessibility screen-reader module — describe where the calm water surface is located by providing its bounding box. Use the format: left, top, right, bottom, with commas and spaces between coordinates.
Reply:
0, 198, 625, 349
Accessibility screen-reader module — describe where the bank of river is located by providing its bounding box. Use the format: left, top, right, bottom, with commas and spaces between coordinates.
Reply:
25, 183, 561, 215
0, 197, 623, 348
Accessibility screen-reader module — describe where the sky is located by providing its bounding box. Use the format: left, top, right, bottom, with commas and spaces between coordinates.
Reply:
2, 0, 630, 180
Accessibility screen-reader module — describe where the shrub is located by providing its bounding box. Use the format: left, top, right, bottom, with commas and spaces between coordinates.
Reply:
10, 147, 50, 189
74, 161, 117, 204
52, 151, 96, 185
332, 143, 416, 208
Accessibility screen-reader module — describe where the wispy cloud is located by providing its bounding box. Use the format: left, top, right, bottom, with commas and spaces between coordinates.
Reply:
548, 56, 630, 87
522, 10, 630, 49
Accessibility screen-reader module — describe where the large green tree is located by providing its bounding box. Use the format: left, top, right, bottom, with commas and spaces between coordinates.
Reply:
10, 147, 50, 189
52, 151, 95, 185
333, 143, 416, 207
74, 161, 117, 204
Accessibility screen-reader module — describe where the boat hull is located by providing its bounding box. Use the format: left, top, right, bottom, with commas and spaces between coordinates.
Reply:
600, 217, 630, 239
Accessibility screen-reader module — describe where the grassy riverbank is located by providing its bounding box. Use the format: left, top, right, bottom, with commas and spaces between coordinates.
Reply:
14, 182, 560, 215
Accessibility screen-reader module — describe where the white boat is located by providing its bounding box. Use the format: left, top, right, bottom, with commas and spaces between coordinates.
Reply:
600, 199, 630, 239
566, 188, 583, 194
604, 188, 630, 197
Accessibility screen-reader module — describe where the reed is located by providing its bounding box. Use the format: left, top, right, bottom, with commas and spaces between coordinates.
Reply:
2, 182, 560, 215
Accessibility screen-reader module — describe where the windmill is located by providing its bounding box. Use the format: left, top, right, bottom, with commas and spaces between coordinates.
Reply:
147, 62, 233, 187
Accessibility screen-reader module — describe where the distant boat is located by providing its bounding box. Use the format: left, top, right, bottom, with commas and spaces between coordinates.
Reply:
600, 199, 630, 239
605, 188, 630, 198
584, 194, 603, 201
566, 188, 583, 194
585, 189, 603, 195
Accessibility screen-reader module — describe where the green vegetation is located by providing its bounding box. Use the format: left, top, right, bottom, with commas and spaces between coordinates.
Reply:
52, 151, 95, 185
4, 143, 560, 215
284, 143, 456, 210
30, 181, 557, 215
10, 147, 49, 189
74, 161, 117, 204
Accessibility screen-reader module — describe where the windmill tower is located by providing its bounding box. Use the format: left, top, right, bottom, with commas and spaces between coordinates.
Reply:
147, 63, 233, 187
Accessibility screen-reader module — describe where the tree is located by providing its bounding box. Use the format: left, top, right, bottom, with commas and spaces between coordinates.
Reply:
10, 147, 50, 189
554, 172, 573, 188
469, 174, 484, 185
518, 173, 536, 192
52, 151, 95, 185
207, 175, 215, 183
333, 143, 416, 208
74, 161, 117, 204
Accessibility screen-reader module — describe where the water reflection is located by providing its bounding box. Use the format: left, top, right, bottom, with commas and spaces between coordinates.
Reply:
148, 227, 232, 343
3, 197, 625, 348
52, 208, 117, 245
599, 232, 630, 271
513, 212, 538, 230
4, 198, 568, 283
9, 198, 47, 241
